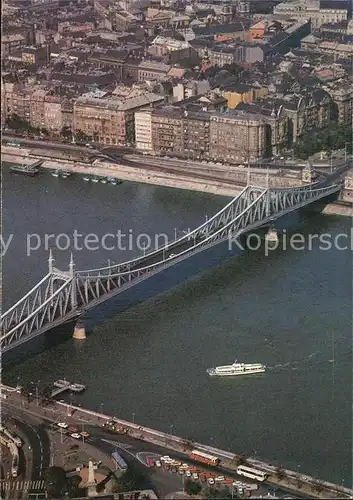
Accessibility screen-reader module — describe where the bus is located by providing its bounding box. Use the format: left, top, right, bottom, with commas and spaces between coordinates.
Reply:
111, 451, 128, 472
236, 465, 268, 482
189, 450, 220, 466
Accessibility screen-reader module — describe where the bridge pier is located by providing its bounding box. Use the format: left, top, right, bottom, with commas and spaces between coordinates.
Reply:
72, 318, 86, 340
265, 226, 279, 245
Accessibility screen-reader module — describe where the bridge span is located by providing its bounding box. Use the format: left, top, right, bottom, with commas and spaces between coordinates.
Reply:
0, 173, 345, 352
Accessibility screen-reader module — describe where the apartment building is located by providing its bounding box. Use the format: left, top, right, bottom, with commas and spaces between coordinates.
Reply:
44, 95, 63, 133
209, 112, 266, 163
74, 93, 164, 145
135, 109, 153, 150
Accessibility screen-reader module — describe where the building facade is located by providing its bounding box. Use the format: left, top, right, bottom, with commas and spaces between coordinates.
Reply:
209, 113, 265, 162
135, 109, 153, 150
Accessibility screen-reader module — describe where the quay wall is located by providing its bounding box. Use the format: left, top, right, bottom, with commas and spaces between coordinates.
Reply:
58, 401, 353, 499
1, 147, 306, 193
1, 384, 352, 499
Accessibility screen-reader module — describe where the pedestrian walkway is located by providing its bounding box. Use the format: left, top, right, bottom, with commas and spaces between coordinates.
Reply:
0, 480, 44, 491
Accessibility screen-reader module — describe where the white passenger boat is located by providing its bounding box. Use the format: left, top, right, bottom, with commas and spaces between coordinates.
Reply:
83, 177, 90, 182
207, 360, 266, 377
91, 177, 99, 183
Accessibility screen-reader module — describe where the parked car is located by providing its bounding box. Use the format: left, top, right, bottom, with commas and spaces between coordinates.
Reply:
208, 478, 215, 485
57, 422, 68, 428
155, 460, 161, 467
70, 433, 81, 439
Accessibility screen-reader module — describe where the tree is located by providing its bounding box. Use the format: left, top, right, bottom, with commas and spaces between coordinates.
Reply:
125, 121, 135, 144
61, 125, 73, 141
233, 453, 247, 467
75, 129, 91, 143
44, 466, 67, 498
116, 468, 146, 492
184, 479, 202, 496
275, 466, 286, 480
203, 486, 234, 499
67, 474, 82, 497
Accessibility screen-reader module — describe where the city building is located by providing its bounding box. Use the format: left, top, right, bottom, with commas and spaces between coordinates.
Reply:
209, 112, 266, 162
44, 95, 63, 133
274, 0, 350, 29
135, 109, 153, 151
73, 93, 164, 145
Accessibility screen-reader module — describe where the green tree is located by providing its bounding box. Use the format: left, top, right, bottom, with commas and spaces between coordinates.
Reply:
184, 479, 202, 496
275, 466, 286, 480
61, 126, 73, 140
125, 121, 135, 144
67, 474, 82, 497
44, 466, 67, 498
233, 453, 247, 467
116, 468, 146, 492
203, 486, 234, 499
75, 129, 91, 143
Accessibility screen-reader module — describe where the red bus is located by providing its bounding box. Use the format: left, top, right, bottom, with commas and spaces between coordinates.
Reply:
189, 449, 220, 466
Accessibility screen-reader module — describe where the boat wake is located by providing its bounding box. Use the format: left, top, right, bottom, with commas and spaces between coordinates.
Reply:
268, 350, 323, 371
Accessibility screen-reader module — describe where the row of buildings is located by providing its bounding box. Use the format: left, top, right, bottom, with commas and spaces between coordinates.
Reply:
134, 83, 350, 162
2, 70, 352, 161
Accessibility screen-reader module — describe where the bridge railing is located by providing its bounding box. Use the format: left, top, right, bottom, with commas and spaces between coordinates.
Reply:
75, 185, 251, 275
1, 277, 75, 342
75, 186, 269, 280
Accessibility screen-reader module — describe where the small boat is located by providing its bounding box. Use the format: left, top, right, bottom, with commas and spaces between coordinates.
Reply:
91, 177, 99, 183
61, 171, 72, 178
52, 169, 61, 177
100, 177, 107, 184
69, 383, 86, 392
54, 379, 70, 388
207, 360, 266, 377
10, 165, 38, 176
83, 177, 91, 182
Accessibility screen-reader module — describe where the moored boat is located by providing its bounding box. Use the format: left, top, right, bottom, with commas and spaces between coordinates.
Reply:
10, 165, 38, 176
91, 177, 99, 183
83, 177, 90, 182
52, 169, 61, 177
207, 360, 266, 377
54, 379, 70, 388
61, 171, 72, 178
100, 177, 107, 184
69, 383, 86, 392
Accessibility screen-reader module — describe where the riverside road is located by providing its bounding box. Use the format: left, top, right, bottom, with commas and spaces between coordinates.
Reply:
2, 388, 352, 499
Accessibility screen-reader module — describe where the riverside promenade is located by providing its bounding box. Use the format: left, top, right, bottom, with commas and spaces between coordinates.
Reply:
1, 145, 306, 196
1, 384, 352, 499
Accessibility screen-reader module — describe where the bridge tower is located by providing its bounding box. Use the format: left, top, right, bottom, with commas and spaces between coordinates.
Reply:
302, 160, 314, 183
48, 249, 54, 295
69, 253, 77, 309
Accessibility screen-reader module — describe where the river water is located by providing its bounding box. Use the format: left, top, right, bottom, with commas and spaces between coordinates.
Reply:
2, 164, 352, 486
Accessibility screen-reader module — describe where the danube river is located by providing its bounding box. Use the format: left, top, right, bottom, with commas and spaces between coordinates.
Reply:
2, 164, 352, 486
